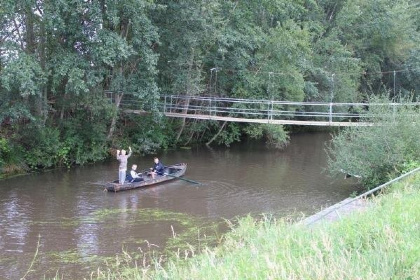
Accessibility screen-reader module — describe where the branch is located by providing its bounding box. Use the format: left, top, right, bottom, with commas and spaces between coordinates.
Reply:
206, 121, 227, 146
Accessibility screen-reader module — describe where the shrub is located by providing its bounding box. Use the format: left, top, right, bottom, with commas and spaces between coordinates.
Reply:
19, 124, 62, 169
327, 96, 420, 187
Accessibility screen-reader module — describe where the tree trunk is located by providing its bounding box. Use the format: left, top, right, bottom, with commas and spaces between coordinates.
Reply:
39, 17, 48, 124
175, 96, 191, 142
107, 93, 123, 140
206, 121, 227, 146
175, 48, 196, 143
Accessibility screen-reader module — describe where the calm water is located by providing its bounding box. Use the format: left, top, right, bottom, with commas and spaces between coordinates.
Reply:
0, 132, 360, 279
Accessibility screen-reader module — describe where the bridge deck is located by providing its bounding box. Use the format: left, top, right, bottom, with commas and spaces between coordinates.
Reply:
125, 109, 372, 126
117, 95, 418, 127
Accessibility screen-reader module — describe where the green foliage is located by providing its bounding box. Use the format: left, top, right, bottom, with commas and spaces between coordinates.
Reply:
0, 138, 11, 169
1, 52, 46, 97
1, 0, 419, 170
20, 124, 62, 169
262, 124, 290, 149
119, 114, 174, 154
214, 123, 241, 147
243, 124, 290, 149
333, 0, 420, 96
0, 137, 25, 175
59, 117, 109, 166
327, 97, 420, 187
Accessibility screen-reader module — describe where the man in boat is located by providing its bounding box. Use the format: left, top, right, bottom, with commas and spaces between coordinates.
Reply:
116, 146, 132, 184
127, 164, 144, 182
150, 157, 165, 179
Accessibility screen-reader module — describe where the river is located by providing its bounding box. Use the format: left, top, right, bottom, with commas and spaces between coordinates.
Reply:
0, 132, 360, 279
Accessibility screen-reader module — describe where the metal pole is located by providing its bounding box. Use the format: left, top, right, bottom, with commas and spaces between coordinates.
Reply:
268, 72, 273, 121
393, 70, 396, 97
209, 68, 214, 94
164, 95, 167, 113
270, 100, 273, 120
329, 103, 333, 124
330, 73, 335, 124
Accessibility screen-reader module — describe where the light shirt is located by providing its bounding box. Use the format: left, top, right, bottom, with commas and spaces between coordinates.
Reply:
130, 169, 140, 179
117, 150, 132, 171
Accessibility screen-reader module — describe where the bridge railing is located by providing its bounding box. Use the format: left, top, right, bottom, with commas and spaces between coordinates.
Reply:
160, 95, 370, 123
116, 94, 418, 125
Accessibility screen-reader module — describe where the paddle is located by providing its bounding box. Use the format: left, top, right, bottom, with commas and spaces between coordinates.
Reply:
164, 173, 201, 185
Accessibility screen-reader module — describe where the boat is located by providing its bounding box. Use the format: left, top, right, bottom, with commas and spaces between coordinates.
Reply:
104, 163, 187, 192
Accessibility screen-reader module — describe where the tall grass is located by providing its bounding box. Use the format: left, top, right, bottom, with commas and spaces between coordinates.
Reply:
88, 172, 420, 280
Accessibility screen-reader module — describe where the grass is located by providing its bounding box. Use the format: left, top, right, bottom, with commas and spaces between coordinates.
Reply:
85, 172, 420, 280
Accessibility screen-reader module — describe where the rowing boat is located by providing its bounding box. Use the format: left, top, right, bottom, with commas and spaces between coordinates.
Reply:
104, 163, 187, 192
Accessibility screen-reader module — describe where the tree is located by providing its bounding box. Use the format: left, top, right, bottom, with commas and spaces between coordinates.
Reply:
327, 97, 420, 187
334, 0, 420, 97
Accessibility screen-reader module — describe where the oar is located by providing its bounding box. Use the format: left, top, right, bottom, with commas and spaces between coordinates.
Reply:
164, 173, 201, 185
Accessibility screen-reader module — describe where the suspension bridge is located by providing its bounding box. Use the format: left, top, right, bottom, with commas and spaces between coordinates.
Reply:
116, 95, 416, 127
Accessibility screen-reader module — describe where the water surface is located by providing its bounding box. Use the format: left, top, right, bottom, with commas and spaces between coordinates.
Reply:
0, 132, 360, 278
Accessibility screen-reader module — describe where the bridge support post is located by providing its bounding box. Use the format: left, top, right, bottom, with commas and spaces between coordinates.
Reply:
164, 95, 167, 113
329, 103, 333, 124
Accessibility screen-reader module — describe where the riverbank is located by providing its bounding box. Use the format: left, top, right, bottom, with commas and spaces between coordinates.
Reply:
90, 171, 420, 280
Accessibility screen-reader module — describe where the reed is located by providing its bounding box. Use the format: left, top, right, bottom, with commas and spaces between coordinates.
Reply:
87, 173, 420, 280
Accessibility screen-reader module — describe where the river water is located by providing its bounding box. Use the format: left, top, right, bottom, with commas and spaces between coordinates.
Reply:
0, 132, 360, 279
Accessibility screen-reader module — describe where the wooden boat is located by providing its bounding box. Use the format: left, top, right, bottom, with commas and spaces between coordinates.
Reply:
105, 163, 187, 192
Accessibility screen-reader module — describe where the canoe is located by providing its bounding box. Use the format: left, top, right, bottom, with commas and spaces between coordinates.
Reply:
105, 163, 187, 192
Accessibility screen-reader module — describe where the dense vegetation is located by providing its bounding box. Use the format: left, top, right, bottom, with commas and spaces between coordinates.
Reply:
87, 171, 420, 279
1, 0, 419, 174
327, 97, 420, 187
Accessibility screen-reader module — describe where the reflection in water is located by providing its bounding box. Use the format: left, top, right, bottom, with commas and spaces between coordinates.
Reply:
0, 132, 361, 278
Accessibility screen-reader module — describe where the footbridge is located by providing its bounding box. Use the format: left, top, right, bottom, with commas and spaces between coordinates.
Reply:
118, 95, 415, 127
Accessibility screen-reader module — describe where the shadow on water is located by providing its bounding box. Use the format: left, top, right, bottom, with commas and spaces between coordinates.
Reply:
0, 132, 361, 279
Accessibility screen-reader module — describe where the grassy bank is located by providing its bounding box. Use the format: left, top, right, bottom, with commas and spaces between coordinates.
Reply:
88, 172, 420, 280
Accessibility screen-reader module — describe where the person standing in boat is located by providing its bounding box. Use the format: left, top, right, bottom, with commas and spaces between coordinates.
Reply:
150, 157, 165, 178
116, 146, 132, 184
127, 164, 144, 182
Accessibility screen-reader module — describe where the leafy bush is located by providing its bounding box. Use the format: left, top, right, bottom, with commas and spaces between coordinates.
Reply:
0, 138, 11, 169
243, 124, 290, 149
17, 109, 109, 169
327, 97, 420, 187
59, 111, 109, 166
118, 114, 173, 154
20, 124, 62, 169
0, 137, 27, 175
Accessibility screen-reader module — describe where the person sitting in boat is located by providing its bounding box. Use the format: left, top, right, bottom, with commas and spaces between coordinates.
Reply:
126, 164, 144, 183
150, 157, 165, 178
116, 146, 132, 184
